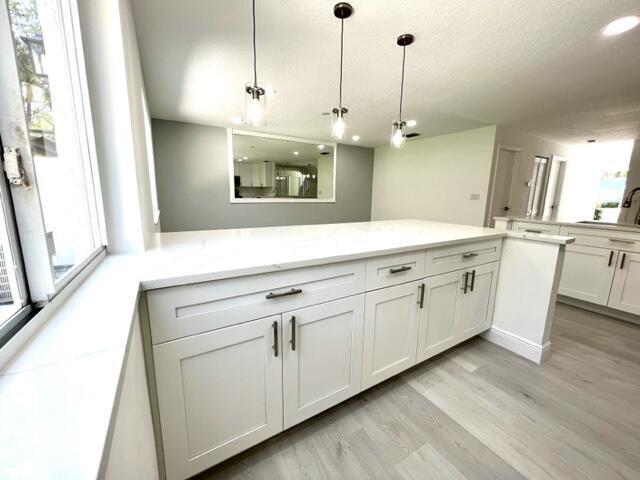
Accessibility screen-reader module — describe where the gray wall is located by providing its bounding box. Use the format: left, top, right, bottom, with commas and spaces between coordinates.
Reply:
152, 119, 374, 232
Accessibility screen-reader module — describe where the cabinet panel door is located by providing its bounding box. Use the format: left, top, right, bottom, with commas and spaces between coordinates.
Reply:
558, 245, 617, 305
251, 163, 261, 186
609, 251, 640, 315
459, 261, 499, 340
239, 163, 252, 187
362, 281, 421, 389
154, 316, 283, 480
416, 270, 464, 363
283, 296, 364, 428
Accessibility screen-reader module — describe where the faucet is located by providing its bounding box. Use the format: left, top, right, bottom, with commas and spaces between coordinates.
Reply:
622, 187, 640, 224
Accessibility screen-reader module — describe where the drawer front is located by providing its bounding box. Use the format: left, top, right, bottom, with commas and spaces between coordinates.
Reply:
147, 260, 365, 344
513, 221, 561, 235
425, 240, 501, 276
365, 250, 425, 290
559, 226, 640, 253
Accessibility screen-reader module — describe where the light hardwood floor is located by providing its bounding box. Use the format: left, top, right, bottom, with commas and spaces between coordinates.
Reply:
196, 303, 640, 480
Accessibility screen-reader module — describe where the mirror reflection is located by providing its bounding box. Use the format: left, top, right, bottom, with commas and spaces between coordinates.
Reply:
231, 132, 335, 201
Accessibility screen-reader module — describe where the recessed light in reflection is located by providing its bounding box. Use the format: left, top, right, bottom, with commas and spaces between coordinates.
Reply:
352, 135, 360, 141
603, 16, 639, 36
407, 120, 417, 127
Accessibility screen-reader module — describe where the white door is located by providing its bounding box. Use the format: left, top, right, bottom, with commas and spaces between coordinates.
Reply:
558, 245, 617, 305
416, 271, 463, 363
489, 147, 518, 224
362, 281, 421, 389
459, 262, 499, 340
154, 315, 283, 480
283, 296, 364, 428
608, 251, 640, 315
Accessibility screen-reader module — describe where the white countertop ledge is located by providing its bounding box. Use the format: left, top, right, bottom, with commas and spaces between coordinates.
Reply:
0, 220, 573, 479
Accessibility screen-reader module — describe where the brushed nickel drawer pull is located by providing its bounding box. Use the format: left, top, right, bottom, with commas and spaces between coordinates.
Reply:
609, 238, 634, 244
524, 229, 543, 234
462, 252, 479, 259
266, 288, 303, 299
389, 265, 412, 274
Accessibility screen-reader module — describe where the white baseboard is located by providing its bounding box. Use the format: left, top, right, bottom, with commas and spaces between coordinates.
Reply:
557, 296, 640, 326
481, 326, 550, 364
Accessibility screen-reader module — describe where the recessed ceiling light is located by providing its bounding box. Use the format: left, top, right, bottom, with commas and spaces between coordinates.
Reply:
231, 116, 243, 124
293, 151, 299, 155
603, 16, 640, 36
318, 144, 325, 150
352, 135, 360, 141
242, 156, 249, 160
406, 120, 417, 127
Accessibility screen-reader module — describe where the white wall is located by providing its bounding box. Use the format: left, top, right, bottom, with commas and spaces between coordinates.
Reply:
371, 126, 497, 226
78, 0, 158, 253
488, 126, 571, 223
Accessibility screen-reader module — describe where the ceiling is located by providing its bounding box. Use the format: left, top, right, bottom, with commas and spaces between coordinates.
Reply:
131, 0, 640, 147
232, 132, 333, 165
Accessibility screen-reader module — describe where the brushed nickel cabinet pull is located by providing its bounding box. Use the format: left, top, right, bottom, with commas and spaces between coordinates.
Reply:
620, 253, 627, 270
470, 269, 476, 292
609, 238, 634, 244
272, 321, 279, 357
524, 229, 543, 234
462, 252, 479, 259
390, 265, 412, 274
463, 272, 470, 294
608, 250, 614, 267
266, 288, 303, 299
290, 316, 296, 351
418, 283, 425, 309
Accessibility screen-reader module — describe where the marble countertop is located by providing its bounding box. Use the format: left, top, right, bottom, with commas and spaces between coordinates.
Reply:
495, 216, 640, 234
0, 219, 573, 479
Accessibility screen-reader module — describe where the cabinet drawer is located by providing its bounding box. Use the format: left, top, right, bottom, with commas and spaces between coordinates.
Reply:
365, 250, 425, 290
559, 226, 640, 252
512, 221, 561, 235
425, 240, 501, 276
147, 260, 365, 344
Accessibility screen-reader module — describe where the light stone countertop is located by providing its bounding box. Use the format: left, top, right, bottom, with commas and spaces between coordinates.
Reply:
0, 219, 573, 479
494, 216, 640, 234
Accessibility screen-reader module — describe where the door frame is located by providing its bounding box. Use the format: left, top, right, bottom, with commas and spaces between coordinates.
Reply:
485, 143, 523, 226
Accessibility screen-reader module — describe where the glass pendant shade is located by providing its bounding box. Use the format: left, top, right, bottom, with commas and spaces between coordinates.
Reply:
390, 121, 406, 148
245, 84, 266, 127
331, 106, 348, 140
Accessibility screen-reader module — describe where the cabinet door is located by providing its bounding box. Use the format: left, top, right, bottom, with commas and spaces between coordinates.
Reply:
558, 245, 617, 305
251, 163, 261, 186
459, 261, 499, 340
263, 162, 274, 187
239, 163, 252, 187
154, 316, 283, 480
416, 270, 464, 363
362, 281, 421, 389
609, 251, 640, 315
283, 296, 364, 428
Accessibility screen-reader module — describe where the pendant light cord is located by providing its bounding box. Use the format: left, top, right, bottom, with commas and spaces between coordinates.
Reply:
399, 45, 406, 121
252, 0, 258, 87
339, 18, 344, 107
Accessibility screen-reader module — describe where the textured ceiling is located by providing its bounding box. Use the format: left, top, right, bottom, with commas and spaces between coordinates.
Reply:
131, 0, 640, 147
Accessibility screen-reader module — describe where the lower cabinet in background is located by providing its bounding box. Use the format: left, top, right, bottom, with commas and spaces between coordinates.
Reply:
153, 315, 283, 480
559, 245, 617, 305
608, 251, 640, 315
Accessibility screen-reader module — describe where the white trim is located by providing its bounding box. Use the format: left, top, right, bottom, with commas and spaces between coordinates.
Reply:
485, 142, 524, 226
557, 295, 640, 326
481, 325, 551, 364
227, 129, 337, 203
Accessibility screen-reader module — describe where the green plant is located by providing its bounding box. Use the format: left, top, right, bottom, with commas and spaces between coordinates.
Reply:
600, 201, 620, 208
593, 208, 602, 221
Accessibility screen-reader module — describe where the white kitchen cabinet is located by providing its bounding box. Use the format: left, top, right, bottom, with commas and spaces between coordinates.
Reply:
416, 262, 498, 363
416, 270, 463, 362
458, 261, 499, 339
362, 280, 421, 389
609, 251, 640, 315
237, 162, 252, 187
153, 315, 283, 480
282, 296, 364, 428
558, 244, 617, 305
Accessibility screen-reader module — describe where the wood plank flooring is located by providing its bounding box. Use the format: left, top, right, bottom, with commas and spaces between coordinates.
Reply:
196, 304, 640, 480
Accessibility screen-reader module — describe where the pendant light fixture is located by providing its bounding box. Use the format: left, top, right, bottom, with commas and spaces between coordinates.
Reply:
245, 0, 266, 126
331, 3, 353, 140
391, 34, 414, 148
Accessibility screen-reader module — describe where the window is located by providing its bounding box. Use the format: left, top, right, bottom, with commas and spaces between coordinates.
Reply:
0, 0, 105, 344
